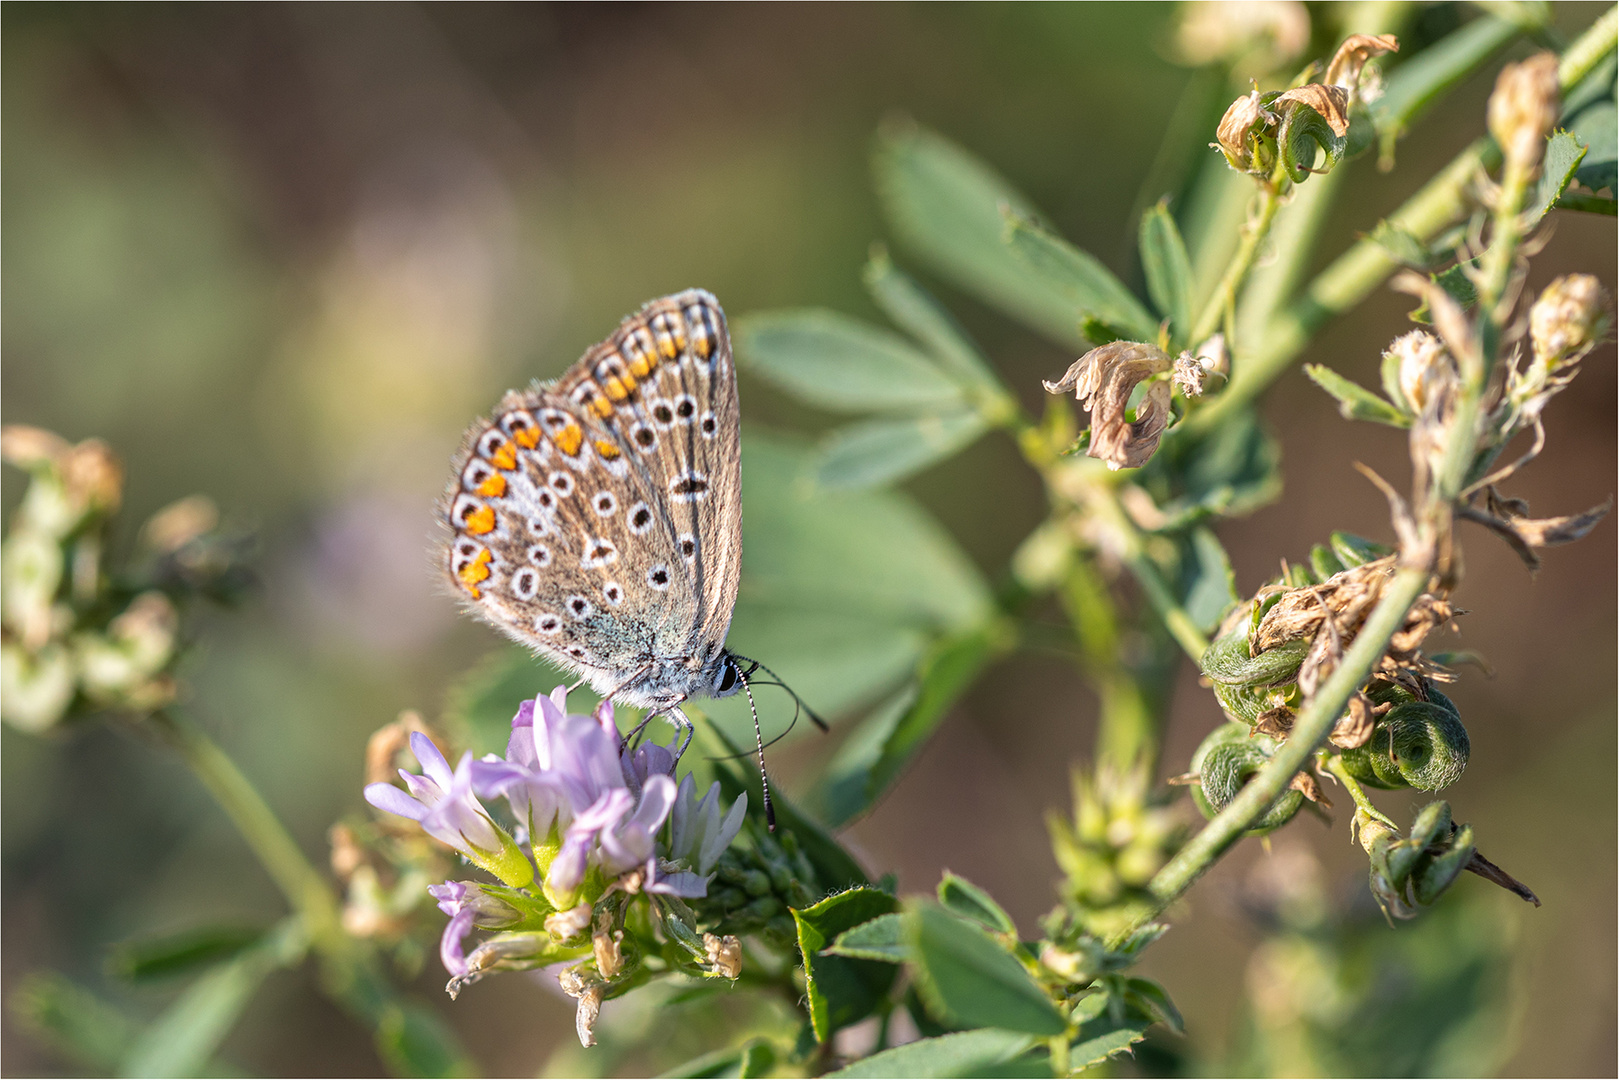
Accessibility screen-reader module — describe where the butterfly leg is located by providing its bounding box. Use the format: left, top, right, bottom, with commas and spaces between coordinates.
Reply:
656, 704, 694, 761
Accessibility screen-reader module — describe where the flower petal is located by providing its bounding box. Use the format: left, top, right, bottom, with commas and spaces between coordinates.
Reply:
365, 782, 427, 821
410, 731, 455, 790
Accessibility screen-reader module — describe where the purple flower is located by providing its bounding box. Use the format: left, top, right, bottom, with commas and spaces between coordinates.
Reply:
426, 880, 524, 979
668, 774, 747, 878
366, 732, 533, 887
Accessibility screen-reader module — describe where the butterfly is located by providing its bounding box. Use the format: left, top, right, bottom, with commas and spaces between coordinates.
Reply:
442, 290, 764, 762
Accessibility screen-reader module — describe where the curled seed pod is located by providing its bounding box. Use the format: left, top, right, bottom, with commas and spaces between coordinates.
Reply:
1200, 632, 1310, 688
1212, 679, 1285, 725
1338, 691, 1469, 791
1189, 723, 1304, 836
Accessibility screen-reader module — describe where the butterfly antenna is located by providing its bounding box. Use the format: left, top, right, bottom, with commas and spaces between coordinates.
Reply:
731, 656, 829, 732
736, 665, 777, 832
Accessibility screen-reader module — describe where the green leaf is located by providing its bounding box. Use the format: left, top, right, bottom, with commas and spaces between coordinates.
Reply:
826, 913, 908, 963
1003, 211, 1159, 342
734, 311, 964, 413
1179, 526, 1239, 635
874, 120, 1092, 349
1366, 220, 1441, 271
1136, 410, 1281, 530
907, 903, 1067, 1035
699, 435, 993, 743
1304, 364, 1412, 427
11, 974, 138, 1072
107, 925, 265, 983
793, 888, 901, 1041
864, 249, 1001, 391
812, 621, 1011, 827
374, 1003, 473, 1079
1565, 53, 1616, 194
1370, 14, 1525, 140
1138, 200, 1192, 345
1069, 1013, 1151, 1070
1429, 263, 1478, 311
660, 1039, 777, 1079
1532, 130, 1589, 221
120, 918, 305, 1078
1123, 977, 1184, 1035
937, 872, 1017, 936
816, 410, 988, 490
827, 1029, 1039, 1078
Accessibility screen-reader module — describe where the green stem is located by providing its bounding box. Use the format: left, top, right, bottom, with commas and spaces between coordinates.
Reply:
145, 710, 342, 945
1058, 555, 1157, 774
1321, 751, 1397, 830
1145, 564, 1430, 911
1187, 187, 1282, 349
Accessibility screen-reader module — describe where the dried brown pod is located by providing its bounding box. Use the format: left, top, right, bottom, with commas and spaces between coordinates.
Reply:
1043, 342, 1173, 470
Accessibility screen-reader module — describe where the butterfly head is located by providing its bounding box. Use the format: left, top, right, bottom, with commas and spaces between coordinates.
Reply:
710, 651, 745, 698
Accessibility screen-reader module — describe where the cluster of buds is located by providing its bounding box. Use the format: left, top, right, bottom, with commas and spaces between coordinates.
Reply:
1, 427, 247, 732
1045, 767, 1186, 940
364, 687, 759, 1046
1193, 532, 1468, 835
1215, 34, 1397, 183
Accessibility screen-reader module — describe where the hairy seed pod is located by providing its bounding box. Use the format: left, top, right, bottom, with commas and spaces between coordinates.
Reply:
1338, 691, 1469, 791
1189, 722, 1304, 836
1200, 632, 1310, 687
1212, 680, 1273, 724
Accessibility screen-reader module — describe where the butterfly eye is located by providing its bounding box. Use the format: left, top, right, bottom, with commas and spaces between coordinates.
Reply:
713, 660, 739, 696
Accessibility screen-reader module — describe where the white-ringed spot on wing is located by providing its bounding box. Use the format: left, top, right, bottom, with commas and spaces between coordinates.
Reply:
538, 409, 573, 435
603, 582, 624, 606
627, 502, 654, 535
476, 429, 510, 460
582, 538, 619, 569
593, 491, 618, 517
527, 515, 552, 537
535, 488, 557, 512
673, 395, 698, 423
566, 595, 593, 620
510, 567, 540, 600
647, 564, 671, 591
500, 409, 541, 449
629, 423, 657, 451
527, 544, 552, 568
647, 398, 676, 429
567, 646, 587, 660
669, 470, 708, 502
449, 540, 481, 573
699, 411, 719, 439
535, 613, 563, 635
677, 533, 697, 562
548, 471, 575, 497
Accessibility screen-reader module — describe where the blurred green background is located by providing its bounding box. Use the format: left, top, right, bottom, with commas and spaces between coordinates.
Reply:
2, 3, 1612, 1075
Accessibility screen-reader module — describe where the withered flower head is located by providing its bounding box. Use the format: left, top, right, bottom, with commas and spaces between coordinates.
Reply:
1273, 83, 1350, 138
1216, 90, 1275, 172
1044, 341, 1173, 470
1530, 273, 1610, 370
1323, 33, 1399, 94
1488, 52, 1560, 170
1382, 329, 1456, 414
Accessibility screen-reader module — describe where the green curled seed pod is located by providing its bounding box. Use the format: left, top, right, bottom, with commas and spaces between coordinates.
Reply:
1339, 694, 1470, 791
1212, 680, 1268, 724
1200, 632, 1310, 688
1329, 531, 1392, 568
1189, 722, 1304, 836
1415, 823, 1475, 905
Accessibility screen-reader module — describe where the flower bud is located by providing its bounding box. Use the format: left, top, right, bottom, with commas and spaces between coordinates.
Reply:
1215, 90, 1276, 174
1488, 52, 1559, 170
1530, 273, 1610, 369
545, 901, 592, 942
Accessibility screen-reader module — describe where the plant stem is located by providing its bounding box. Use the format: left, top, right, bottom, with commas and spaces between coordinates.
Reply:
1321, 751, 1397, 830
145, 710, 342, 944
1058, 556, 1158, 774
1187, 187, 1282, 349
1144, 564, 1430, 911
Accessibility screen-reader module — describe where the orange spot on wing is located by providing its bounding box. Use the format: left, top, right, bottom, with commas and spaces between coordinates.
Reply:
589, 396, 614, 420
594, 439, 621, 460
604, 376, 633, 401
457, 549, 492, 597
513, 427, 540, 449
474, 473, 506, 498
488, 440, 518, 469
464, 505, 496, 535
555, 423, 583, 456
627, 353, 654, 378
